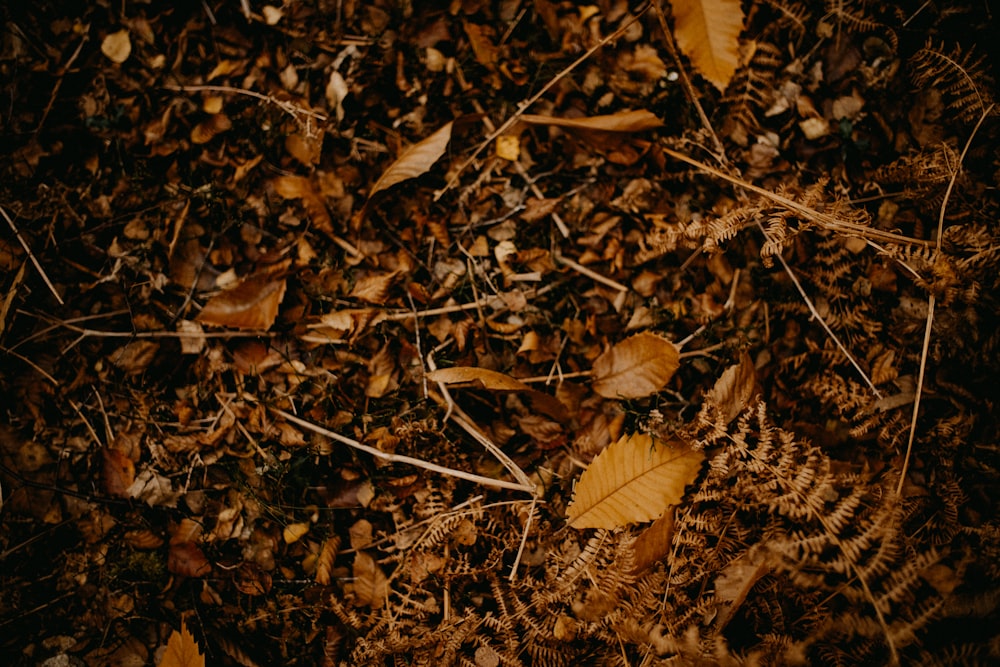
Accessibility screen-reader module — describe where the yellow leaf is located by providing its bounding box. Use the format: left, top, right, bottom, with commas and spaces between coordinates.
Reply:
367, 121, 453, 200
567, 433, 703, 529
670, 0, 744, 91
158, 619, 204, 667
591, 332, 680, 399
101, 30, 132, 64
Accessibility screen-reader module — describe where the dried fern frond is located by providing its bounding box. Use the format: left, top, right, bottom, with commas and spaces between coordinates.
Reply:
909, 41, 996, 125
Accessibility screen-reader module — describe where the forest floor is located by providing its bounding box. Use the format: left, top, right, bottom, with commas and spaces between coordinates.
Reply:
1, 1, 999, 666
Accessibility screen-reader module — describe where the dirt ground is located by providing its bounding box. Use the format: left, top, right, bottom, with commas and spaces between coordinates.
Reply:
1, 1, 998, 665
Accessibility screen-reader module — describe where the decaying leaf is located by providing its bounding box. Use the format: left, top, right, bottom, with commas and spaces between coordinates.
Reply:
367, 121, 453, 201
426, 366, 532, 392
315, 536, 340, 586
567, 433, 703, 529
158, 619, 204, 667
630, 507, 676, 575
592, 331, 680, 399
670, 0, 744, 91
197, 275, 287, 330
102, 448, 135, 498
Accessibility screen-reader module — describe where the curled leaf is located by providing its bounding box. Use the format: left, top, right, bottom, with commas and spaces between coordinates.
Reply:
426, 367, 532, 392
592, 331, 680, 399
567, 433, 703, 529
367, 121, 453, 200
519, 110, 664, 132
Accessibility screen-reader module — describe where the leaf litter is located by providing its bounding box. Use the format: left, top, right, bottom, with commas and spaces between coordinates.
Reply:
1, 1, 998, 665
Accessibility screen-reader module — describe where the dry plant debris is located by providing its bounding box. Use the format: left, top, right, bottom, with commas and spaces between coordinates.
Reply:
1, 1, 998, 666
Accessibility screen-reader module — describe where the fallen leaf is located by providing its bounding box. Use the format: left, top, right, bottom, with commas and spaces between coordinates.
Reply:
168, 541, 212, 578
520, 110, 664, 132
101, 30, 132, 64
630, 507, 676, 574
353, 551, 389, 607
705, 351, 757, 423
283, 522, 310, 544
315, 536, 340, 586
567, 433, 703, 529
670, 0, 744, 91
158, 619, 204, 667
349, 271, 399, 304
197, 276, 287, 330
367, 121, 453, 201
426, 367, 532, 392
592, 332, 680, 399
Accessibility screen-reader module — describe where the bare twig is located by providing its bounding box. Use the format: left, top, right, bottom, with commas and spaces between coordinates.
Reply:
270, 406, 535, 494
553, 251, 629, 293
1, 206, 64, 305
896, 104, 994, 497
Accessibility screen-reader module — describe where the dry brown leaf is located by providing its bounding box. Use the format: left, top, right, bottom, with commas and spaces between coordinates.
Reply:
367, 121, 453, 200
271, 174, 334, 235
519, 110, 664, 133
567, 433, 703, 529
426, 366, 532, 392
349, 271, 398, 304
353, 551, 389, 607
705, 351, 757, 423
101, 30, 132, 64
630, 507, 676, 575
591, 331, 680, 399
197, 276, 287, 330
168, 541, 212, 578
158, 619, 204, 667
671, 0, 744, 91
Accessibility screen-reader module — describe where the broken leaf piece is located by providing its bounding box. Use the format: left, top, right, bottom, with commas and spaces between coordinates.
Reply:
592, 331, 680, 399
567, 433, 703, 529
197, 275, 287, 330
101, 30, 132, 64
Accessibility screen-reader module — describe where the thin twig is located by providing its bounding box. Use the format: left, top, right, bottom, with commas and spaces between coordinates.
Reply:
896, 104, 994, 497
1, 206, 64, 305
553, 251, 629, 292
270, 407, 535, 494
662, 147, 933, 247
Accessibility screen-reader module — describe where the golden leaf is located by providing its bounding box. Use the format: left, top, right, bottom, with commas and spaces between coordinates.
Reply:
197, 276, 287, 330
591, 331, 680, 399
158, 619, 204, 667
670, 0, 744, 91
567, 433, 703, 529
349, 271, 398, 304
367, 121, 453, 200
705, 351, 757, 423
520, 109, 664, 132
315, 536, 340, 586
283, 522, 310, 544
353, 552, 389, 607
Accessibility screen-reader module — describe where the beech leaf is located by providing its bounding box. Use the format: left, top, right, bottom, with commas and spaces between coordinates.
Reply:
158, 619, 204, 667
706, 351, 757, 423
426, 367, 532, 392
670, 0, 744, 91
567, 433, 703, 529
197, 276, 287, 330
519, 110, 664, 133
592, 332, 680, 399
101, 30, 132, 64
353, 551, 389, 607
367, 121, 453, 200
